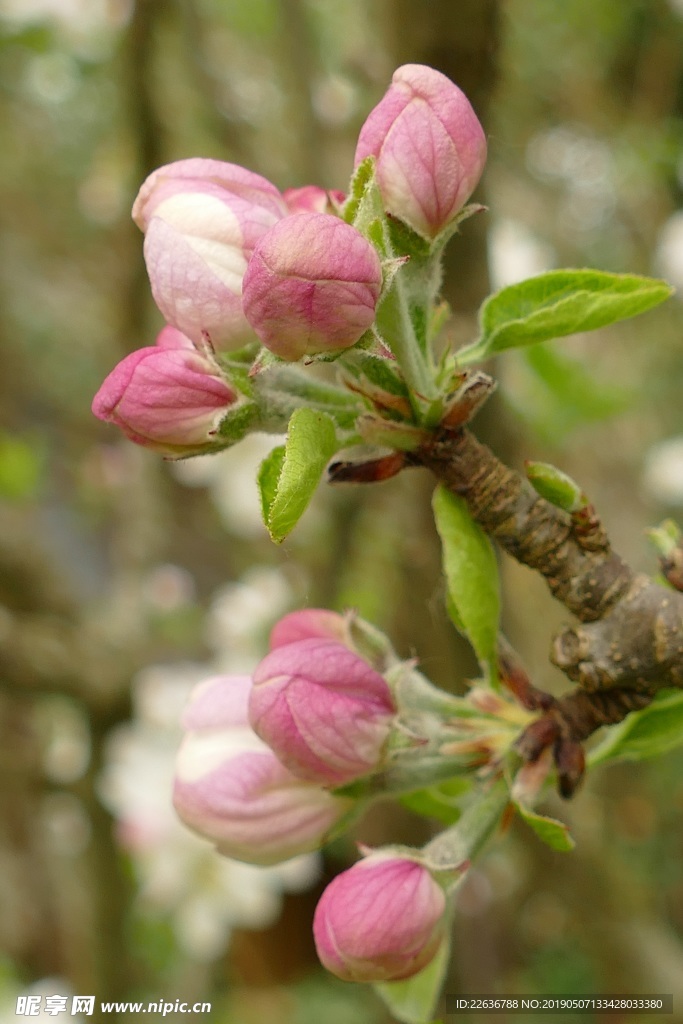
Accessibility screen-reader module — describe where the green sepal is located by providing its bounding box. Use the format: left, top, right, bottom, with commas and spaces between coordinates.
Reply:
374, 933, 451, 1024
432, 485, 501, 687
252, 364, 363, 434
458, 269, 673, 366
257, 407, 340, 542
525, 461, 584, 512
342, 156, 376, 226
215, 400, 259, 444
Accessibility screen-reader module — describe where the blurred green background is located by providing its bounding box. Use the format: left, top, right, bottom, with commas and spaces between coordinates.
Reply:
3, 1, 683, 1022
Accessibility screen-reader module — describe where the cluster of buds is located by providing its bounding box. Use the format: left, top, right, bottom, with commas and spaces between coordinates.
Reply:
173, 608, 526, 983
173, 609, 398, 866
92, 64, 487, 456
97, 61, 494, 991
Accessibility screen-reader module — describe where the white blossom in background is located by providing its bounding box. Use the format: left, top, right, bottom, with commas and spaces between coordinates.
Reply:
172, 434, 286, 537
100, 665, 319, 962
488, 218, 555, 289
642, 436, 683, 506
2, 979, 85, 1024
655, 210, 683, 294
207, 566, 294, 673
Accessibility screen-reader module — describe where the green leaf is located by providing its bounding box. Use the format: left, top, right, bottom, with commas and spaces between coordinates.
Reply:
374, 935, 450, 1024
588, 689, 683, 765
458, 270, 673, 365
515, 803, 575, 852
257, 408, 339, 542
432, 486, 500, 686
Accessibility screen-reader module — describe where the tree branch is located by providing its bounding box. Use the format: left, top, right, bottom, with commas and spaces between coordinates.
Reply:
413, 424, 683, 792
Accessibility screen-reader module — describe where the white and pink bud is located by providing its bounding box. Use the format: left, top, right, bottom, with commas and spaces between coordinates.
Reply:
242, 211, 382, 361
132, 158, 287, 351
173, 674, 354, 866
313, 851, 447, 982
269, 608, 348, 649
283, 185, 345, 215
91, 330, 237, 456
249, 637, 396, 787
354, 64, 487, 240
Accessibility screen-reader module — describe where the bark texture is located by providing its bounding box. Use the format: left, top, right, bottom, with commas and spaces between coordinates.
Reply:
411, 424, 683, 791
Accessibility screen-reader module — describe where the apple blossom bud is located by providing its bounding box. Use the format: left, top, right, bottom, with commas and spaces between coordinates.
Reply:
354, 64, 487, 240
313, 851, 447, 982
92, 335, 236, 456
133, 159, 287, 351
283, 185, 345, 215
269, 609, 348, 649
249, 637, 395, 786
173, 674, 354, 866
242, 212, 382, 361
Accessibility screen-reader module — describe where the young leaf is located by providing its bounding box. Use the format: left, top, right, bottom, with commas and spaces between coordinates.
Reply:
457, 270, 673, 365
525, 461, 584, 512
515, 802, 575, 852
588, 689, 683, 765
374, 934, 451, 1024
432, 485, 500, 686
257, 408, 339, 542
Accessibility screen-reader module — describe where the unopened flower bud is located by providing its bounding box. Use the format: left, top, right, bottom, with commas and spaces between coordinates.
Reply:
173, 675, 354, 866
249, 637, 396, 786
92, 332, 237, 456
283, 185, 345, 215
242, 212, 382, 361
354, 64, 487, 240
133, 158, 287, 350
269, 608, 348, 649
313, 851, 447, 982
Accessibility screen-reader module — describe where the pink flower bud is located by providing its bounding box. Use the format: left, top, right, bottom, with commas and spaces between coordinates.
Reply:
313, 852, 447, 982
283, 185, 345, 215
92, 334, 236, 456
354, 64, 487, 240
249, 637, 395, 786
133, 159, 287, 351
173, 674, 354, 866
269, 609, 348, 649
242, 212, 382, 361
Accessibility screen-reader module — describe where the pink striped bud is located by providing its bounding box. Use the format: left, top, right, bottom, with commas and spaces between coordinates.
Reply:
313, 851, 447, 982
283, 185, 345, 215
249, 637, 395, 786
242, 212, 382, 361
269, 609, 348, 649
173, 674, 354, 866
92, 330, 236, 456
354, 64, 487, 240
133, 159, 287, 351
